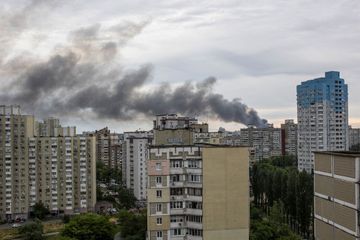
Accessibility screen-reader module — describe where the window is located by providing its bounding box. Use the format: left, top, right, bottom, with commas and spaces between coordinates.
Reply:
156, 190, 162, 198
170, 160, 182, 168
188, 160, 200, 168
173, 229, 182, 236
156, 163, 161, 171
156, 177, 162, 184
190, 175, 201, 182
170, 201, 183, 209
157, 231, 163, 238
156, 217, 162, 225
156, 204, 162, 212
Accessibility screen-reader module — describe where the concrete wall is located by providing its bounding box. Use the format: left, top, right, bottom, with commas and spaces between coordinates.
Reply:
154, 129, 193, 145
202, 147, 249, 240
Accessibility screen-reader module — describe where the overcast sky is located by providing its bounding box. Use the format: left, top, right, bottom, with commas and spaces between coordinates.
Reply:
1, 0, 359, 132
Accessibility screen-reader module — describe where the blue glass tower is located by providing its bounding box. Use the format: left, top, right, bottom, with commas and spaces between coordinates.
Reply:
297, 71, 348, 172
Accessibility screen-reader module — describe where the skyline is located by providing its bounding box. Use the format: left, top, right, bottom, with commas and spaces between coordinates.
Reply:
1, 0, 360, 132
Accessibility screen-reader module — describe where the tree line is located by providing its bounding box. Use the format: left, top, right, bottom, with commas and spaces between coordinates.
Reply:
251, 156, 313, 239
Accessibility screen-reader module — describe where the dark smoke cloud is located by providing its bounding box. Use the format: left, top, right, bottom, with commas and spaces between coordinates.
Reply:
0, 10, 267, 127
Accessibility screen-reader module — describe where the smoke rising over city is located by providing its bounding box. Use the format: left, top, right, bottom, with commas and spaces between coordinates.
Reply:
0, 1, 267, 127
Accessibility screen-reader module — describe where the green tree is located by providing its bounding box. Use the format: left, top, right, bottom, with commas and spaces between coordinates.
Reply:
62, 213, 115, 240
285, 169, 298, 229
296, 170, 313, 238
117, 188, 137, 210
32, 202, 50, 220
117, 209, 146, 240
18, 219, 44, 240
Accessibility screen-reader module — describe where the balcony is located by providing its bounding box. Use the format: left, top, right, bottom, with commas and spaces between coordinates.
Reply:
170, 208, 185, 215
185, 195, 202, 202
170, 195, 184, 201
185, 168, 202, 174
170, 181, 184, 188
185, 221, 203, 229
184, 208, 202, 216
185, 182, 202, 188
170, 168, 184, 174
170, 222, 185, 229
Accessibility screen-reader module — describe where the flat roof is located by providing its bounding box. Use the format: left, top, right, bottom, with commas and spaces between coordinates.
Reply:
314, 151, 360, 157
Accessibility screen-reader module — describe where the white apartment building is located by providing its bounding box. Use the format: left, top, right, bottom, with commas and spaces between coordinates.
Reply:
297, 71, 349, 173
123, 131, 153, 200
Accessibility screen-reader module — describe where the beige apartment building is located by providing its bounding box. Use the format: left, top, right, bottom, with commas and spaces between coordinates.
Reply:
147, 145, 249, 240
0, 105, 96, 220
314, 151, 360, 240
89, 127, 121, 169
0, 105, 35, 220
28, 135, 96, 215
147, 114, 249, 240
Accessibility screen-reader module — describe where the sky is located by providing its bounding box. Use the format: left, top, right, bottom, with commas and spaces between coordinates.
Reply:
0, 0, 359, 132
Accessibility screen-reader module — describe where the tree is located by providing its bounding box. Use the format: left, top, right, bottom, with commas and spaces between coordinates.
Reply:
117, 210, 146, 240
18, 219, 44, 240
250, 156, 313, 238
296, 170, 313, 238
62, 213, 115, 240
32, 202, 50, 220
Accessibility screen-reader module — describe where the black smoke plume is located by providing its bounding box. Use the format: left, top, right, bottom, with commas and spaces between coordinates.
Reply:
0, 2, 267, 127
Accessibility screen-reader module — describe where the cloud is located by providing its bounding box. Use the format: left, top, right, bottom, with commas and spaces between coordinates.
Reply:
0, 16, 267, 127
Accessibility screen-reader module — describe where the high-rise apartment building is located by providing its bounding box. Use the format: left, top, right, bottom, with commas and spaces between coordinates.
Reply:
89, 127, 121, 169
147, 115, 250, 240
0, 105, 35, 220
297, 71, 348, 172
314, 151, 360, 240
349, 126, 360, 151
281, 119, 298, 156
153, 114, 208, 146
123, 131, 153, 201
239, 124, 283, 163
28, 135, 96, 215
0, 105, 96, 220
36, 118, 76, 137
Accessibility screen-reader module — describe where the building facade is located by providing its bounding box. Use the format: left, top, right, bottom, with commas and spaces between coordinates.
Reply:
89, 127, 121, 169
297, 71, 349, 172
281, 119, 298, 156
28, 135, 96, 215
123, 131, 153, 200
0, 105, 35, 220
147, 115, 249, 240
349, 127, 360, 151
0, 105, 96, 220
36, 118, 76, 137
239, 124, 283, 163
147, 145, 249, 240
314, 151, 360, 240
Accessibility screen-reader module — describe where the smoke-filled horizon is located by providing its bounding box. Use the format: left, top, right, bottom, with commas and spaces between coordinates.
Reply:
0, 1, 268, 128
